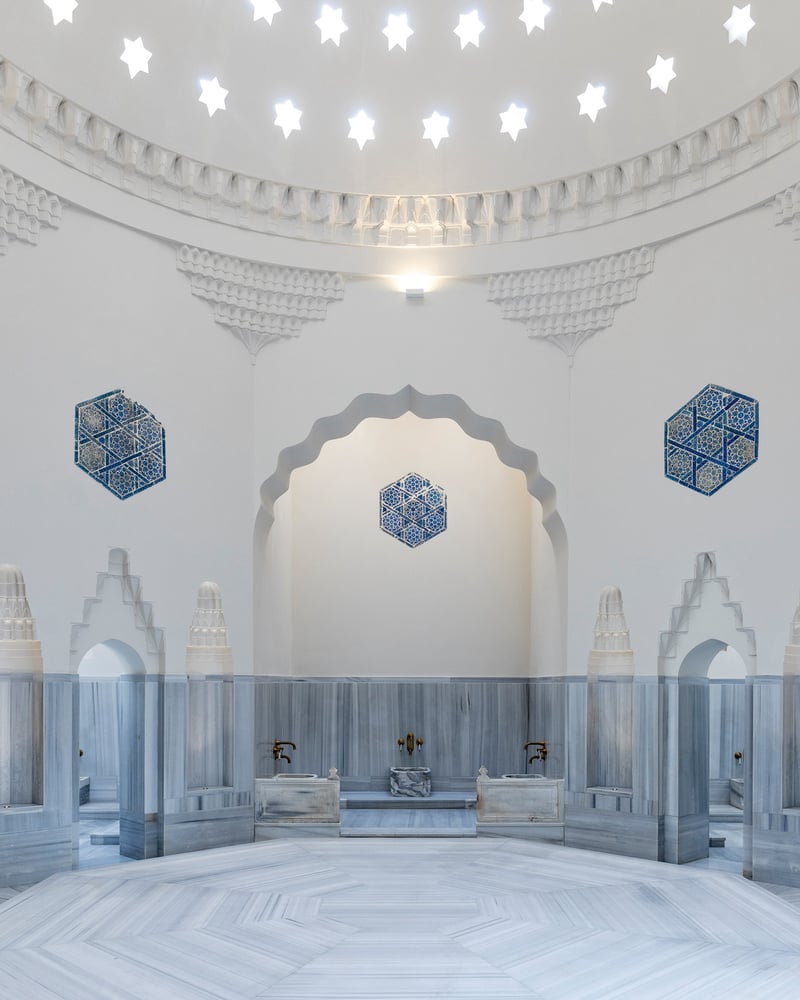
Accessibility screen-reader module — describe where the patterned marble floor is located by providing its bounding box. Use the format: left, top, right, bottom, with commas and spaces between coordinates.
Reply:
2, 838, 800, 999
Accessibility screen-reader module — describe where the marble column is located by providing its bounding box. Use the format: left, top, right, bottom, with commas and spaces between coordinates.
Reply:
0, 565, 73, 887
161, 583, 253, 855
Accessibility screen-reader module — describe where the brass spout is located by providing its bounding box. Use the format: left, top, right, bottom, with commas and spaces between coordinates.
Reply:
397, 732, 423, 756
273, 739, 297, 762
524, 740, 548, 764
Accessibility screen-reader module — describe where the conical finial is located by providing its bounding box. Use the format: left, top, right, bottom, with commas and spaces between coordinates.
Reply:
791, 599, 800, 646
188, 581, 228, 647
588, 585, 634, 675
0, 564, 36, 640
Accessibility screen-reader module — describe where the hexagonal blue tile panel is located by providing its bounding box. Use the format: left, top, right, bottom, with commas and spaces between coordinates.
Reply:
380, 472, 447, 548
75, 389, 166, 499
665, 384, 758, 496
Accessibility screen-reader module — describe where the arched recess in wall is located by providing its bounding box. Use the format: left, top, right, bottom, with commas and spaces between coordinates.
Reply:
253, 385, 567, 676
658, 552, 755, 873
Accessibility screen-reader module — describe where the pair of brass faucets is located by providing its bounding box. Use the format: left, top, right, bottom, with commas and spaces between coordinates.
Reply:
397, 732, 424, 756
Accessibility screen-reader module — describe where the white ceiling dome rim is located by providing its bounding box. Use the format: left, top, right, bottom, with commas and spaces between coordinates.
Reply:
2, 57, 799, 252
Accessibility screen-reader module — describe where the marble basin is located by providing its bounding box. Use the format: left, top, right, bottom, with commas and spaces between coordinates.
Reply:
274, 773, 317, 779
390, 766, 431, 797
477, 771, 564, 823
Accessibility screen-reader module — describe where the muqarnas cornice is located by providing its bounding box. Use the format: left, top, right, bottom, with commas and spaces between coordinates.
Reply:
0, 167, 60, 255
177, 245, 344, 361
486, 248, 654, 359
75, 389, 166, 500
3, 55, 800, 248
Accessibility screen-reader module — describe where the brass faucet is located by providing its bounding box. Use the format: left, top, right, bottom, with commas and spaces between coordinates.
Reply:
524, 740, 548, 764
273, 739, 297, 763
398, 732, 423, 756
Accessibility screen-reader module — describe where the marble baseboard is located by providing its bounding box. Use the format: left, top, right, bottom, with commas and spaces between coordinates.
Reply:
0, 824, 72, 887
476, 822, 564, 844
119, 813, 159, 861
662, 813, 710, 865
162, 808, 254, 856
565, 807, 662, 862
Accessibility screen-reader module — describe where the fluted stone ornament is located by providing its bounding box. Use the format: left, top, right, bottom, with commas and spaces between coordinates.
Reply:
0, 564, 43, 672
186, 582, 233, 676
587, 585, 634, 676
783, 598, 800, 676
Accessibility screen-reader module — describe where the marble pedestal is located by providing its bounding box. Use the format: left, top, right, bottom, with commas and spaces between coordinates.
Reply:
390, 766, 431, 797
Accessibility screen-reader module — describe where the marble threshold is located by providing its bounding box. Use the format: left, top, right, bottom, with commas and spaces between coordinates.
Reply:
3, 837, 800, 998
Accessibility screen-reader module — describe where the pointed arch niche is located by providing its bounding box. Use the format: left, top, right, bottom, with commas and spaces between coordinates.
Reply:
658, 552, 755, 871
253, 386, 566, 677
71, 549, 164, 859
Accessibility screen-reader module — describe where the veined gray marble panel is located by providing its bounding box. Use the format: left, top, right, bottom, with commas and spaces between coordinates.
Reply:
186, 679, 232, 790
118, 676, 159, 860
587, 676, 632, 790
708, 680, 746, 785
78, 679, 119, 802
162, 807, 254, 856
565, 807, 662, 861
0, 676, 42, 805
784, 676, 800, 809
632, 678, 660, 811
254, 678, 557, 785
564, 679, 587, 795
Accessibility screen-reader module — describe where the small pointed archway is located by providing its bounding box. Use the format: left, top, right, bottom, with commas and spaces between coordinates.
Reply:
659, 553, 755, 872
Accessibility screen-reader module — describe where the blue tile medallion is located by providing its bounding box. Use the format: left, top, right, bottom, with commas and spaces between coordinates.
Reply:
664, 384, 758, 495
75, 389, 166, 499
380, 472, 447, 548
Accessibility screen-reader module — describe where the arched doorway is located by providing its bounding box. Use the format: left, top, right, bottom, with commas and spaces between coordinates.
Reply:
77, 639, 144, 864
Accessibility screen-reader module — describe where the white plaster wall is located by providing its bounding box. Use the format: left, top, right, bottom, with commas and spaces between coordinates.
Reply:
0, 206, 254, 673
271, 414, 535, 677
568, 204, 800, 676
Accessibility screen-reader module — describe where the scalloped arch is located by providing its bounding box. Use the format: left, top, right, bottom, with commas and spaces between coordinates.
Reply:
253, 385, 567, 672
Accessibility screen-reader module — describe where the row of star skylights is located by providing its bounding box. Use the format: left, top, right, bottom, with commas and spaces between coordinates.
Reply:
44, 1, 757, 142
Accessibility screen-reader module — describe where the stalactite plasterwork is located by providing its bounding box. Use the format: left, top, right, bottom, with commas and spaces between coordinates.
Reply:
0, 167, 60, 255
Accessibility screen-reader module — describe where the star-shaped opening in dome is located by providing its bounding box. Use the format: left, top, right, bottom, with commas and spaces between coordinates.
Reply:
499, 103, 528, 141
647, 55, 676, 94
383, 13, 413, 51
348, 110, 375, 149
423, 111, 449, 148
198, 77, 228, 117
120, 37, 152, 79
577, 82, 606, 122
274, 100, 302, 138
454, 10, 485, 49
316, 5, 348, 46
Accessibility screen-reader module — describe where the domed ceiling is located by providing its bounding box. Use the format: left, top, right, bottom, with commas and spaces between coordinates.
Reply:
1, 0, 798, 198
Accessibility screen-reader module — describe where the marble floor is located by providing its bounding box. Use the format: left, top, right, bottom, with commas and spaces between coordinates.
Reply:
3, 837, 800, 998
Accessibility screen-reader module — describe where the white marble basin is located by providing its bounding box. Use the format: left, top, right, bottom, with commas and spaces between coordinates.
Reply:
501, 774, 546, 779
274, 773, 317, 779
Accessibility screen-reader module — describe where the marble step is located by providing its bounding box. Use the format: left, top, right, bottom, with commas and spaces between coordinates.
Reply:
341, 791, 476, 811
79, 802, 120, 821
340, 828, 477, 838
89, 823, 120, 846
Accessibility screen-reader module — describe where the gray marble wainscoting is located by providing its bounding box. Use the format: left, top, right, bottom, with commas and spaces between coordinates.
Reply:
118, 675, 161, 860
708, 679, 746, 809
161, 675, 254, 856
78, 678, 120, 803
253, 677, 567, 789
0, 672, 42, 806
751, 675, 795, 885
0, 674, 74, 888
564, 677, 662, 862
662, 675, 710, 865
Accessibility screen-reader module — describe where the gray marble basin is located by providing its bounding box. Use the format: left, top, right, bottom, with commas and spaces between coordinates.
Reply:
390, 766, 431, 797
274, 773, 317, 779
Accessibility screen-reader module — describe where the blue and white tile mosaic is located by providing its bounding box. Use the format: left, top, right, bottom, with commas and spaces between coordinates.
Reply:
75, 389, 166, 499
664, 384, 758, 495
380, 472, 447, 548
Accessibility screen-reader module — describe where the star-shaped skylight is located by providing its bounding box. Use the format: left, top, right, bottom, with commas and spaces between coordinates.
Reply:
348, 110, 375, 149
422, 112, 449, 148
577, 83, 606, 122
316, 5, 348, 46
519, 0, 550, 34
43, 0, 77, 25
274, 100, 302, 138
383, 13, 413, 51
647, 55, 676, 94
724, 4, 755, 45
251, 0, 281, 25
499, 103, 528, 141
454, 10, 485, 49
592, 0, 613, 10
120, 37, 152, 79
198, 77, 228, 117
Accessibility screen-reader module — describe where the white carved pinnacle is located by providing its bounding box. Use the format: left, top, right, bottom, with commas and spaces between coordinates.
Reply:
783, 596, 800, 676
3, 55, 800, 248
186, 581, 233, 676
0, 167, 61, 255
0, 564, 43, 673
176, 245, 344, 361
486, 248, 655, 359
588, 585, 635, 676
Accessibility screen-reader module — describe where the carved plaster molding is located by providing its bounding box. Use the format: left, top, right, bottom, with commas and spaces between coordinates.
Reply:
2, 56, 800, 248
0, 166, 60, 255
657, 552, 756, 677
177, 245, 344, 361
69, 548, 165, 674
486, 247, 654, 359
774, 182, 800, 239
